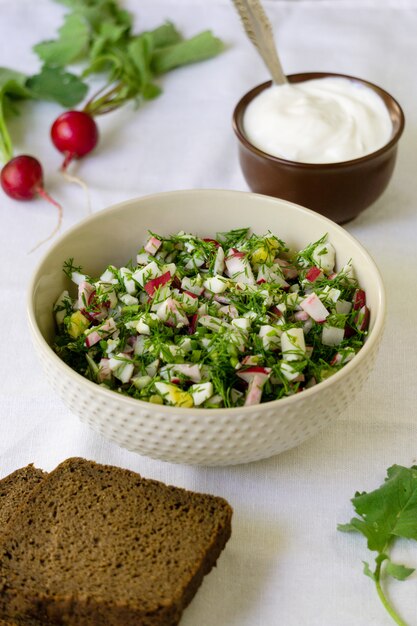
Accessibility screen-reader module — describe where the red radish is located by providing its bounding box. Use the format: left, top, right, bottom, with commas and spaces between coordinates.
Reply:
183, 290, 198, 299
236, 368, 271, 406
353, 288, 366, 310
51, 110, 99, 171
144, 236, 162, 256
300, 293, 329, 322
275, 258, 299, 279
202, 238, 221, 247
270, 305, 283, 317
188, 313, 198, 334
354, 305, 370, 332
1, 155, 63, 252
237, 366, 271, 385
144, 271, 171, 297
294, 310, 309, 322
98, 358, 111, 382
305, 266, 322, 282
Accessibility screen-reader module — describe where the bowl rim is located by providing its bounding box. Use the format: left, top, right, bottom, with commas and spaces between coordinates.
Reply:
232, 71, 405, 169
27, 188, 386, 417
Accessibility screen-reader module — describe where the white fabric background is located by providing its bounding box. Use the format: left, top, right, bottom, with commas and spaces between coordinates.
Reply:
1, 1, 417, 625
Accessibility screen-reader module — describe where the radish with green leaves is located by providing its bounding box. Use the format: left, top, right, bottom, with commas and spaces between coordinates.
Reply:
34, 1, 224, 173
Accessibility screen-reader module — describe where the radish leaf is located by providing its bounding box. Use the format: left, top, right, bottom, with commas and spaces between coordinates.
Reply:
34, 13, 90, 66
26, 66, 88, 108
151, 31, 225, 75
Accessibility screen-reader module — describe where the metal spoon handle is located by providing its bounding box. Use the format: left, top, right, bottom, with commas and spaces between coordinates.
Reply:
232, 0, 287, 85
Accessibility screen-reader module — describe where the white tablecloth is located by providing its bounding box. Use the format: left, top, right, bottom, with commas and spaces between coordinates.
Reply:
1, 1, 417, 624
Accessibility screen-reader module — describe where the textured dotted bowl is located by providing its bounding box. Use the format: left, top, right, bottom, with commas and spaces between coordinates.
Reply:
27, 190, 385, 466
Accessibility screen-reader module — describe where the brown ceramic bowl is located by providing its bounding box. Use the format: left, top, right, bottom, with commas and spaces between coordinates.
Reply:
233, 72, 405, 223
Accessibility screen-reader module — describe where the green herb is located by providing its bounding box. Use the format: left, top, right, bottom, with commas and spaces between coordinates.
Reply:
26, 66, 88, 108
338, 465, 417, 626
33, 0, 224, 116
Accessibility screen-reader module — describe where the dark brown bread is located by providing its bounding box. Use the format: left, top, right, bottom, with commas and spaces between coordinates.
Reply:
0, 466, 48, 626
0, 465, 45, 530
0, 457, 232, 626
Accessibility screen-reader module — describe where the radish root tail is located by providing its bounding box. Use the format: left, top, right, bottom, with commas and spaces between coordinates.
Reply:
61, 168, 92, 215
28, 188, 63, 254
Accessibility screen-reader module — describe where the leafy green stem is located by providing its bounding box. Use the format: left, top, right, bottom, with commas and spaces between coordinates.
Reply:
0, 97, 13, 163
374, 562, 409, 626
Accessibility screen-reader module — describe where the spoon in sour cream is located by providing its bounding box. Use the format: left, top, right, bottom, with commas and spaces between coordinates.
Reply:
232, 0, 287, 85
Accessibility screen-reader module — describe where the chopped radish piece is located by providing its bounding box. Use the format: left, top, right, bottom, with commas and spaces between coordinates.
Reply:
120, 268, 136, 295
354, 305, 370, 332
312, 242, 335, 274
281, 328, 306, 361
280, 361, 303, 381
235, 367, 269, 405
198, 315, 230, 331
305, 266, 322, 282
322, 286, 341, 303
203, 275, 228, 294
134, 335, 146, 355
136, 251, 152, 265
181, 276, 204, 295
294, 310, 309, 322
219, 304, 238, 318
322, 325, 345, 346
237, 366, 271, 385
71, 271, 87, 286
132, 261, 160, 287
190, 382, 213, 406
132, 375, 152, 390
144, 271, 171, 297
156, 298, 189, 328
213, 246, 225, 274
225, 252, 255, 285
214, 294, 231, 305
241, 355, 261, 366
144, 236, 162, 256
300, 293, 329, 322
275, 258, 299, 279
108, 353, 134, 383
187, 313, 198, 334
259, 325, 281, 350
353, 289, 366, 310
231, 317, 251, 331
183, 290, 198, 299
120, 293, 139, 306
330, 347, 356, 366
203, 238, 221, 247
84, 317, 117, 347
97, 358, 111, 382
136, 318, 151, 335
100, 267, 118, 283
166, 363, 202, 383
77, 281, 95, 310
257, 265, 289, 287
335, 299, 352, 314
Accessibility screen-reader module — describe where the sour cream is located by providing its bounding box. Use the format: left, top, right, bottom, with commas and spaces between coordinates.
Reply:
243, 77, 393, 164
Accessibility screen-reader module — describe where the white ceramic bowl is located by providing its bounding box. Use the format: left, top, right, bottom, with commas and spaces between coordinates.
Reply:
28, 190, 385, 466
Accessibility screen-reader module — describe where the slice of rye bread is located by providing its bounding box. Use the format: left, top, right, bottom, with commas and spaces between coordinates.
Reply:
0, 457, 232, 626
0, 465, 45, 530
0, 466, 49, 626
